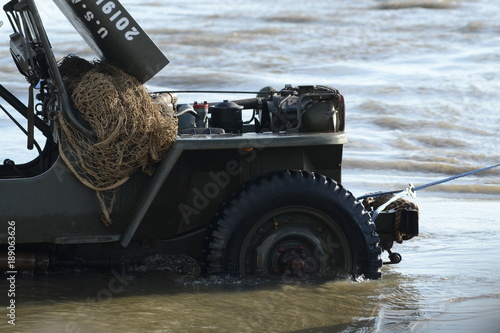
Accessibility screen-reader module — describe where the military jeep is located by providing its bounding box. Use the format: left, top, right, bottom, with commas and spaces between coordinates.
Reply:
0, 0, 418, 280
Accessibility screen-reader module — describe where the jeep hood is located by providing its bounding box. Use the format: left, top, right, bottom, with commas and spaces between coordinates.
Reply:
53, 0, 169, 83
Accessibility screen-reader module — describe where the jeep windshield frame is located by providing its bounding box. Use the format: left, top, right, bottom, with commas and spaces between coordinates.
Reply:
1, 0, 95, 142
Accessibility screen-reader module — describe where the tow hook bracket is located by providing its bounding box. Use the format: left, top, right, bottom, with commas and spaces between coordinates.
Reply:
383, 248, 402, 265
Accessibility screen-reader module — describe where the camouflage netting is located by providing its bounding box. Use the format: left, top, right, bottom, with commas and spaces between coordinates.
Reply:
57, 55, 177, 225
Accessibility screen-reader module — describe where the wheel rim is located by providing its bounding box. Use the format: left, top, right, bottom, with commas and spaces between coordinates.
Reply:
239, 206, 353, 279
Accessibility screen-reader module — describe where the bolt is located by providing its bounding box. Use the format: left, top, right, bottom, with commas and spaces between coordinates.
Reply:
290, 258, 305, 272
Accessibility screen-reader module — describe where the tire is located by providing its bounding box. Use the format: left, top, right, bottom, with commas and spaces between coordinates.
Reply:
201, 170, 382, 280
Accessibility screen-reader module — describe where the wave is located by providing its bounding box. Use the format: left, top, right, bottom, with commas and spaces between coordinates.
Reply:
343, 158, 500, 177
264, 14, 319, 24
376, 0, 459, 10
153, 71, 247, 89
371, 115, 493, 136
458, 21, 500, 34
422, 184, 500, 195
414, 135, 467, 149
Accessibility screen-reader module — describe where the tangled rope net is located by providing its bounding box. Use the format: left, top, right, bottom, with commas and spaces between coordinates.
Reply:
57, 55, 177, 225
362, 194, 419, 243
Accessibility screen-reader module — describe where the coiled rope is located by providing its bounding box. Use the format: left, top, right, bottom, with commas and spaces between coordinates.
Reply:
362, 194, 418, 243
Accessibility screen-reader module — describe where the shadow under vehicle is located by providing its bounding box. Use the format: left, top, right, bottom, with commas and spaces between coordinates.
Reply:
0, 0, 418, 280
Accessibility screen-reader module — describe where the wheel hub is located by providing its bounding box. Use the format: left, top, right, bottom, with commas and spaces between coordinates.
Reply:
280, 248, 306, 275
241, 208, 354, 279
273, 245, 315, 278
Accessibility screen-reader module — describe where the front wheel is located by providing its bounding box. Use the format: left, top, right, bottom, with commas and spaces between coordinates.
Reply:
201, 170, 382, 280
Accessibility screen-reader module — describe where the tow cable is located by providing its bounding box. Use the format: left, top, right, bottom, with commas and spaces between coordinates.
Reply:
357, 163, 500, 202
357, 163, 500, 265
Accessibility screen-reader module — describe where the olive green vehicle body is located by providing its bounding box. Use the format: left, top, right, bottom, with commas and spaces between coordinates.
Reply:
0, 133, 345, 255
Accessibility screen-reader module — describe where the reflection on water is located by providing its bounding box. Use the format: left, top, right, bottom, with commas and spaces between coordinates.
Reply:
2, 269, 428, 333
4, 261, 499, 332
5, 265, 498, 333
